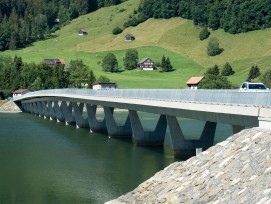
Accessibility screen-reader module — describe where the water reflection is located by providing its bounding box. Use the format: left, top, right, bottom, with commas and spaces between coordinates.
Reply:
0, 113, 176, 203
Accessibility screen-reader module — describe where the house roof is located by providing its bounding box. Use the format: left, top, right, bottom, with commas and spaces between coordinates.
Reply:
186, 76, 204, 85
125, 33, 135, 38
13, 89, 30, 94
138, 58, 153, 64
78, 29, 87, 33
93, 82, 117, 86
43, 58, 65, 65
59, 58, 65, 64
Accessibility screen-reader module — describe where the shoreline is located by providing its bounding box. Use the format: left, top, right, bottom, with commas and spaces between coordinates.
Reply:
106, 127, 271, 203
0, 101, 22, 113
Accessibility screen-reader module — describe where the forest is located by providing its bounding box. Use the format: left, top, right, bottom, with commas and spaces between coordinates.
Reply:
0, 0, 124, 51
0, 56, 101, 97
137, 0, 271, 34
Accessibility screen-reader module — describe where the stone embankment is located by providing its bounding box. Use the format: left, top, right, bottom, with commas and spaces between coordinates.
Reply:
0, 101, 22, 113
107, 128, 271, 204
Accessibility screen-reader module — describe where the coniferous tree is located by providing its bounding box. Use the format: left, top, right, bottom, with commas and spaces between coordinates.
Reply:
206, 64, 220, 76
221, 62, 235, 76
260, 69, 271, 88
199, 64, 231, 89
160, 55, 173, 72
247, 65, 261, 82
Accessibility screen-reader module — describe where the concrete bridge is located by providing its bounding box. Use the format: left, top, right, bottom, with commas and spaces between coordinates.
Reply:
13, 89, 271, 159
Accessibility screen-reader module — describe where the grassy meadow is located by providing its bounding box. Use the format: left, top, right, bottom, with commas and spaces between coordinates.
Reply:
1, 0, 271, 88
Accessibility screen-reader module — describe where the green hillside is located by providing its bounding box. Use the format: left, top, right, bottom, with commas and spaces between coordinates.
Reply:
2, 0, 271, 88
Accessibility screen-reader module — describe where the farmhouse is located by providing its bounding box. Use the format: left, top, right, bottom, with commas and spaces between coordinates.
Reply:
124, 34, 135, 41
78, 29, 88, 35
138, 58, 155, 70
43, 58, 65, 65
186, 76, 204, 90
12, 89, 31, 98
92, 83, 117, 90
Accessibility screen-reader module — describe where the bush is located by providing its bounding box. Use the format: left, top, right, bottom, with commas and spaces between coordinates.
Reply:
199, 27, 210, 40
207, 37, 224, 56
112, 27, 123, 35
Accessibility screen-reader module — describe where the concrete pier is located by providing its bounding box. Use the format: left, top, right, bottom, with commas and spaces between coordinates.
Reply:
86, 104, 107, 133
167, 115, 216, 159
104, 107, 132, 138
14, 88, 271, 159
129, 110, 167, 146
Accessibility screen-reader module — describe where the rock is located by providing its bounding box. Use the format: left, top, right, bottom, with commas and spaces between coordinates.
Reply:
0, 100, 22, 113
106, 128, 271, 204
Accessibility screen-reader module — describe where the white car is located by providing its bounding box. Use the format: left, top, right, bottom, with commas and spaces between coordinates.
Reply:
240, 82, 269, 91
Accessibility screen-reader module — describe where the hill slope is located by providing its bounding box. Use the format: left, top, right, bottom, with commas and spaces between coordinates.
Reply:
2, 0, 271, 88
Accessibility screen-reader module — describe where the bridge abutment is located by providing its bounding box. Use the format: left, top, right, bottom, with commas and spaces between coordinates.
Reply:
167, 116, 216, 159
129, 110, 166, 146
232, 125, 245, 134
259, 117, 271, 129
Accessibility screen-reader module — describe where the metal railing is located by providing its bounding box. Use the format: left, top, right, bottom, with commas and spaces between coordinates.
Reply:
13, 89, 271, 108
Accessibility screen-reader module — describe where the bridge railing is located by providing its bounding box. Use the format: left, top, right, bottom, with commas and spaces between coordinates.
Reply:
13, 89, 271, 108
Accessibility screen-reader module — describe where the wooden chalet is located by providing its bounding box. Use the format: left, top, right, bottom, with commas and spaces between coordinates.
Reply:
137, 58, 155, 70
186, 76, 204, 90
124, 34, 135, 41
78, 29, 88, 35
43, 58, 65, 65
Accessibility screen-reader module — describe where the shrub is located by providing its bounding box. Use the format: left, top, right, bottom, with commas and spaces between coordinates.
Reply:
199, 27, 210, 40
207, 37, 224, 56
112, 26, 123, 35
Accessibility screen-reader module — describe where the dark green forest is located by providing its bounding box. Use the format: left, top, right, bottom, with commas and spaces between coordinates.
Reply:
137, 0, 271, 34
0, 56, 99, 97
0, 0, 124, 51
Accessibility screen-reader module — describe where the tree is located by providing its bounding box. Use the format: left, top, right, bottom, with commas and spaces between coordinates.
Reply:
207, 37, 223, 56
205, 64, 220, 76
68, 59, 94, 88
260, 69, 271, 88
102, 53, 119, 72
123, 49, 138, 70
247, 65, 261, 82
221, 62, 235, 76
198, 74, 232, 89
96, 75, 110, 83
199, 64, 231, 89
30, 77, 42, 90
199, 26, 210, 40
86, 70, 96, 88
160, 55, 173, 72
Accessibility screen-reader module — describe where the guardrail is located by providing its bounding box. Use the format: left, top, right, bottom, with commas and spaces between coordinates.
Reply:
13, 89, 271, 108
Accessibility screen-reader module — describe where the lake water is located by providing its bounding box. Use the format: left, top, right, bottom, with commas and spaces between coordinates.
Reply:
0, 112, 233, 203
